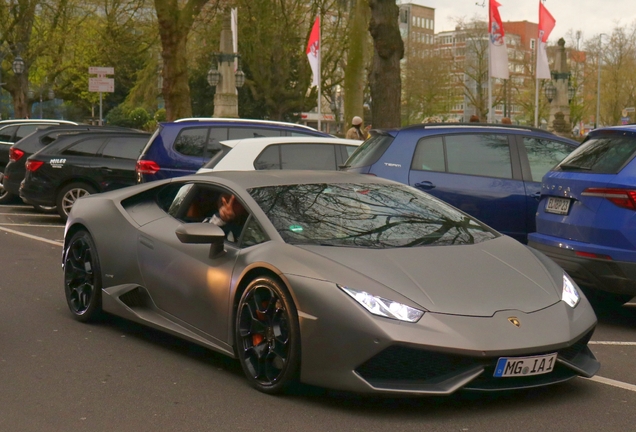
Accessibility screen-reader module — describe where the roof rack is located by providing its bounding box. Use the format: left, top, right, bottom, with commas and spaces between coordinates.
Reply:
173, 117, 318, 131
404, 122, 554, 134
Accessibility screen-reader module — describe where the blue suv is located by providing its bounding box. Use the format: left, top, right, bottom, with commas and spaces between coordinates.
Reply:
342, 124, 578, 243
529, 125, 636, 308
136, 118, 330, 183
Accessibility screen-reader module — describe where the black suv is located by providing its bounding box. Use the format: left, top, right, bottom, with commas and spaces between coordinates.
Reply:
20, 131, 150, 220
1, 125, 131, 206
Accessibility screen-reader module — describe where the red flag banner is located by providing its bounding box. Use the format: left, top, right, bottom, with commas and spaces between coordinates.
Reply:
489, 0, 509, 79
306, 17, 320, 87
537, 2, 556, 79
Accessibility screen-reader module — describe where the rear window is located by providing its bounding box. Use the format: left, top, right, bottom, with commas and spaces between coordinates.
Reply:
344, 134, 394, 168
557, 134, 636, 174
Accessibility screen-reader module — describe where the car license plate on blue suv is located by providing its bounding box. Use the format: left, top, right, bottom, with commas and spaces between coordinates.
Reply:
494, 353, 557, 377
545, 197, 571, 215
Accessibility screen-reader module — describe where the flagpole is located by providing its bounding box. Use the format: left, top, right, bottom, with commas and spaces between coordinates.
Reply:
534, 78, 540, 128
317, 16, 322, 132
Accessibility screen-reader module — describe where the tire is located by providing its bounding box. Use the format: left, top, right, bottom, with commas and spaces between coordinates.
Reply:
63, 230, 103, 322
56, 182, 96, 221
0, 173, 18, 204
32, 204, 57, 214
235, 276, 301, 394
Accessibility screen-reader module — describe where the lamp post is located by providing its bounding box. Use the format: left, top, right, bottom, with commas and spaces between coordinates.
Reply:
207, 9, 245, 118
595, 33, 608, 129
544, 81, 556, 103
0, 49, 25, 119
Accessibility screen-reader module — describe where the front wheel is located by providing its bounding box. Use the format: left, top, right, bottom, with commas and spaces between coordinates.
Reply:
63, 230, 103, 322
235, 277, 301, 394
56, 182, 96, 221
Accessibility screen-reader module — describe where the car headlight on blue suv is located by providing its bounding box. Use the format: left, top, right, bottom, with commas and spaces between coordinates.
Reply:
562, 273, 580, 308
339, 285, 425, 322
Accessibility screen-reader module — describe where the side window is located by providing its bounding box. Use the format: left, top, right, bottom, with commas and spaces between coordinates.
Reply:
174, 128, 209, 157
280, 144, 336, 170
15, 124, 40, 140
254, 145, 281, 170
229, 127, 281, 139
101, 137, 149, 160
411, 136, 445, 171
241, 216, 268, 247
523, 137, 574, 182
167, 184, 194, 217
205, 127, 229, 159
445, 134, 512, 179
156, 183, 184, 213
61, 138, 107, 156
0, 126, 17, 142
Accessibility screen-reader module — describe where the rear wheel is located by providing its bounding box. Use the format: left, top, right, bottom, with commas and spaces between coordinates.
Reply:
56, 182, 96, 221
0, 174, 18, 204
63, 230, 103, 322
235, 277, 301, 394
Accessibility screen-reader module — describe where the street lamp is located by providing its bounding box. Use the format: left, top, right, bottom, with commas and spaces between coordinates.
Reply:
568, 84, 575, 104
207, 53, 245, 89
0, 48, 25, 119
596, 33, 608, 129
544, 81, 557, 103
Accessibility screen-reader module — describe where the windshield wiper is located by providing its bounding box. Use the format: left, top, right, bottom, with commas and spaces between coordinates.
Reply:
559, 163, 591, 171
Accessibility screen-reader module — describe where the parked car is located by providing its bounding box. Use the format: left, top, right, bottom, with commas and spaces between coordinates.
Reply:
1, 125, 131, 207
0, 119, 78, 203
341, 123, 579, 243
528, 125, 636, 308
196, 137, 360, 173
135, 118, 330, 183
20, 131, 150, 220
63, 170, 598, 395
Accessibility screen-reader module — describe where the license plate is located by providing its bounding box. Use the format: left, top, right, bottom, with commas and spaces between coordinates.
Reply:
545, 197, 571, 215
494, 353, 557, 377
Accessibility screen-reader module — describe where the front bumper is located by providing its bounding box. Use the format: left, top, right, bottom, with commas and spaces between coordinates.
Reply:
288, 275, 599, 395
529, 236, 636, 296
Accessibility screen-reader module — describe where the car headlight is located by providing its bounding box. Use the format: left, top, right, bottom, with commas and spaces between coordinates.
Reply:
562, 273, 580, 308
339, 285, 425, 323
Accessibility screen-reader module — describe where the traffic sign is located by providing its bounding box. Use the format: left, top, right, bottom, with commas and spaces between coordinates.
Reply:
89, 66, 114, 75
89, 77, 115, 93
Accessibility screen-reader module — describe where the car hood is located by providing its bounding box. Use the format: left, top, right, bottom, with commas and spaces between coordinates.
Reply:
293, 236, 561, 317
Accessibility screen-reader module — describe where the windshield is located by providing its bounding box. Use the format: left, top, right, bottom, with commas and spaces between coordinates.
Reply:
556, 134, 636, 173
248, 183, 498, 248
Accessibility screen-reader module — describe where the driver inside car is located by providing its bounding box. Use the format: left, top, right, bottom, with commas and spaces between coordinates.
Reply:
203, 193, 248, 242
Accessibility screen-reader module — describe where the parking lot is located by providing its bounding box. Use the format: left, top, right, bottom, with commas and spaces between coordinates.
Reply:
2, 201, 636, 431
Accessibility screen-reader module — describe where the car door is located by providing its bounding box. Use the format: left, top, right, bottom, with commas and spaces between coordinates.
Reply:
408, 133, 527, 242
136, 183, 243, 341
97, 135, 150, 191
517, 136, 577, 235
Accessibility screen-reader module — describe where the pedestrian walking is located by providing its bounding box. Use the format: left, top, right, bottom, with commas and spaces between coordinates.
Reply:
346, 116, 370, 140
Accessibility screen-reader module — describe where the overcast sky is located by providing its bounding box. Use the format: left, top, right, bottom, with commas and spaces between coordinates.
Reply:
408, 0, 636, 45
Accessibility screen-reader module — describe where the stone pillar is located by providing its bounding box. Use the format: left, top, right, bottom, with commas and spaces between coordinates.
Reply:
213, 9, 238, 118
548, 38, 571, 134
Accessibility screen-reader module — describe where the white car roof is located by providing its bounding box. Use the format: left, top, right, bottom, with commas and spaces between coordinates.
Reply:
197, 136, 361, 173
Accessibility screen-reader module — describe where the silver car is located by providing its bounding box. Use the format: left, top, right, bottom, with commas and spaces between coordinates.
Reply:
63, 170, 599, 395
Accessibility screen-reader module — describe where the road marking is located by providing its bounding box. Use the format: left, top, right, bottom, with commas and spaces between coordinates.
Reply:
0, 223, 64, 227
589, 341, 636, 346
0, 226, 63, 246
0, 212, 60, 217
588, 375, 636, 393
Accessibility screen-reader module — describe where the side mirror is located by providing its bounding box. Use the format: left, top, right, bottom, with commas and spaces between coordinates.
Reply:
175, 223, 226, 258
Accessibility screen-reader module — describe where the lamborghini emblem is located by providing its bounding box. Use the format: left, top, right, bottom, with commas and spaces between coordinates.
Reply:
508, 317, 521, 327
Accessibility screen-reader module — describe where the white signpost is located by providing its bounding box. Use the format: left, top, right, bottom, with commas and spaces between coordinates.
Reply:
88, 67, 114, 125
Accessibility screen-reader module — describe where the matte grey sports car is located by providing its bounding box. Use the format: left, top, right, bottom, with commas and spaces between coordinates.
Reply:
63, 170, 600, 395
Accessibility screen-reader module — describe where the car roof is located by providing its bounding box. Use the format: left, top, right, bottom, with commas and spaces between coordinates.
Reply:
39, 131, 151, 153
219, 136, 361, 149
0, 119, 77, 127
171, 117, 320, 132
189, 169, 396, 189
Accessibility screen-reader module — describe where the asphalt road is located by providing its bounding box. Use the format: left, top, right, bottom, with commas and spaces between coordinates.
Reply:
2, 202, 636, 432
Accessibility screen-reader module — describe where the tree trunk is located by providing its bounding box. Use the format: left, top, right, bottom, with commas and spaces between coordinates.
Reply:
154, 0, 214, 121
343, 0, 369, 129
368, 0, 403, 128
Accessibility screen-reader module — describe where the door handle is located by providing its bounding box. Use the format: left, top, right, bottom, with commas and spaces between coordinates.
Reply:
139, 235, 154, 250
99, 167, 113, 173
414, 181, 435, 190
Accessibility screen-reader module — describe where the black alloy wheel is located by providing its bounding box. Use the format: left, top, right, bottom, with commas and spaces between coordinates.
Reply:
235, 277, 300, 394
63, 230, 103, 322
